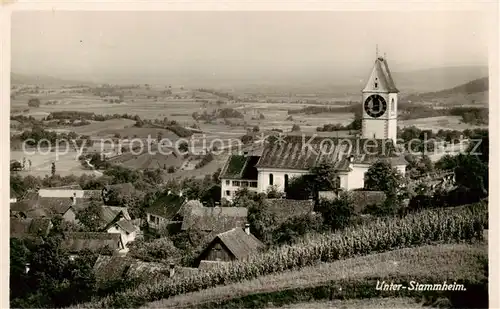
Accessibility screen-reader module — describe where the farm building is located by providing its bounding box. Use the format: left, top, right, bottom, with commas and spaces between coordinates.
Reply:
94, 205, 140, 246
220, 56, 408, 201
144, 193, 188, 230
10, 218, 53, 239
38, 184, 84, 198
60, 232, 125, 255
10, 196, 78, 223
197, 226, 264, 267
92, 255, 198, 285
181, 204, 248, 234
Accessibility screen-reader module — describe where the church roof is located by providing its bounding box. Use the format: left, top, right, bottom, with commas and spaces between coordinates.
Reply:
255, 135, 406, 171
363, 57, 399, 93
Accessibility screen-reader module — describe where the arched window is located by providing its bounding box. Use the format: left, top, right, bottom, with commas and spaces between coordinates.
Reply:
284, 174, 289, 189
335, 176, 341, 189
269, 173, 274, 186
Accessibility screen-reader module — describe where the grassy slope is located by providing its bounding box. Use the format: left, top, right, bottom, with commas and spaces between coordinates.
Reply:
265, 297, 430, 309
144, 242, 486, 308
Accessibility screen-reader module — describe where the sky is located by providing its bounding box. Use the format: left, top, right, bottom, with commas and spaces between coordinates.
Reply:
11, 10, 491, 85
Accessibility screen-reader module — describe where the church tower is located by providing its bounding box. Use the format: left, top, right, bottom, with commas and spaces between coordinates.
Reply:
361, 56, 399, 142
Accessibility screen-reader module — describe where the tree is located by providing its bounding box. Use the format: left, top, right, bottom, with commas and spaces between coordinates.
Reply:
252, 125, 260, 132
454, 154, 488, 196
76, 201, 102, 231
10, 161, 23, 172
316, 192, 354, 231
51, 162, 56, 177
27, 98, 41, 108
364, 160, 404, 196
311, 162, 338, 192
291, 124, 301, 132
286, 175, 314, 200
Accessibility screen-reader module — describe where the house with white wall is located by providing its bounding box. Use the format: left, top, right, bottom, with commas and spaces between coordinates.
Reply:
220, 55, 408, 201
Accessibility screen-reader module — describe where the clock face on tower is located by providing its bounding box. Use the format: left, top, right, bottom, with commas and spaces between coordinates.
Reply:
364, 94, 387, 118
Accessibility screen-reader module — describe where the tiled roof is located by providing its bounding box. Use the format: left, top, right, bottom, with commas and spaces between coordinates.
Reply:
24, 208, 51, 218
60, 232, 123, 253
38, 197, 73, 214
10, 218, 52, 238
215, 228, 264, 260
11, 199, 38, 213
82, 190, 103, 199
255, 136, 406, 170
41, 184, 83, 190
144, 193, 186, 219
115, 219, 139, 234
181, 206, 248, 232
264, 198, 315, 224
93, 255, 173, 283
220, 155, 259, 180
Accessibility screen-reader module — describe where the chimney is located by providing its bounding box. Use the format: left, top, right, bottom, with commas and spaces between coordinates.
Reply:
169, 263, 175, 278
72, 192, 77, 205
244, 223, 250, 235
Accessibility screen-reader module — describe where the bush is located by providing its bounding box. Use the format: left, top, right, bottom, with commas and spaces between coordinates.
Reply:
27, 98, 40, 108
77, 203, 487, 308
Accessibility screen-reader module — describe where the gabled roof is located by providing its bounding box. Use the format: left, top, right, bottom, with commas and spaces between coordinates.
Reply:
38, 197, 74, 215
362, 57, 399, 93
41, 184, 83, 191
10, 218, 52, 238
181, 205, 248, 232
82, 190, 103, 199
114, 219, 139, 234
93, 255, 173, 283
11, 199, 38, 213
202, 228, 264, 261
264, 198, 315, 224
220, 155, 259, 180
60, 232, 123, 253
144, 193, 186, 219
255, 136, 405, 171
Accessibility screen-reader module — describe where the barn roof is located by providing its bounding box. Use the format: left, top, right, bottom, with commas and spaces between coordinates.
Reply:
203, 227, 264, 261
60, 232, 123, 253
144, 193, 186, 219
93, 255, 174, 283
255, 136, 406, 171
10, 218, 52, 238
41, 184, 83, 190
38, 197, 73, 214
264, 198, 315, 224
220, 155, 259, 180
82, 190, 103, 199
181, 205, 248, 232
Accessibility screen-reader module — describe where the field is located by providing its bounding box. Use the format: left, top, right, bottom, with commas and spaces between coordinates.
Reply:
143, 242, 486, 308
400, 116, 488, 132
265, 298, 430, 309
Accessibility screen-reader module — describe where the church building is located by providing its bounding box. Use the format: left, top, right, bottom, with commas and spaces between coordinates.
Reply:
220, 56, 407, 201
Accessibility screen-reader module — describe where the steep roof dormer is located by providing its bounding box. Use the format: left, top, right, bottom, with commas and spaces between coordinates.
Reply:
362, 57, 399, 93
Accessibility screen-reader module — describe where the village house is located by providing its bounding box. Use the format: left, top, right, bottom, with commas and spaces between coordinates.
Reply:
60, 232, 125, 256
38, 184, 84, 198
96, 205, 140, 246
10, 217, 53, 240
181, 204, 248, 235
197, 225, 264, 269
10, 196, 78, 223
92, 255, 199, 286
220, 56, 408, 201
144, 193, 188, 230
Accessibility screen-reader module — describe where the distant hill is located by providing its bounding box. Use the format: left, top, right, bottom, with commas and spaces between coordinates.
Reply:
11, 73, 95, 86
392, 66, 489, 94
401, 77, 488, 106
